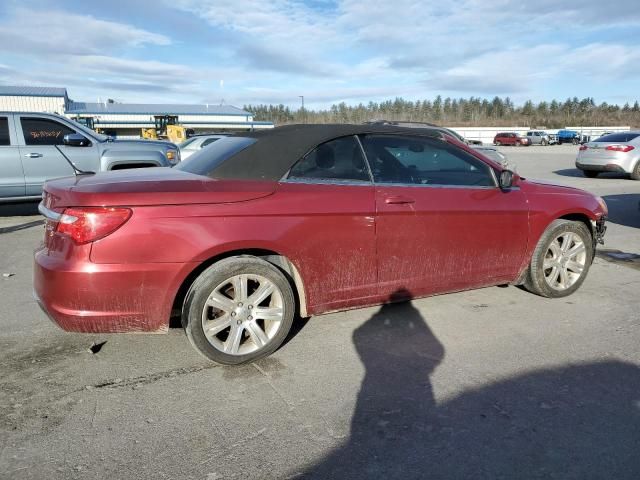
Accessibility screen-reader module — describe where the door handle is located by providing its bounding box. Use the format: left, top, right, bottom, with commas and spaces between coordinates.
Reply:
385, 195, 415, 205
24, 153, 43, 158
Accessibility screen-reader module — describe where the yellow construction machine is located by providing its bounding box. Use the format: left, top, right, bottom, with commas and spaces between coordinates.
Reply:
141, 115, 193, 143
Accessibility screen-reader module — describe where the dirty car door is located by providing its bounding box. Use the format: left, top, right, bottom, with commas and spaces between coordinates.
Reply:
276, 135, 377, 313
361, 134, 529, 297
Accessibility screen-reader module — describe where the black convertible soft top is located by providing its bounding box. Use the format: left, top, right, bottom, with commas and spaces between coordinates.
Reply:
209, 124, 444, 181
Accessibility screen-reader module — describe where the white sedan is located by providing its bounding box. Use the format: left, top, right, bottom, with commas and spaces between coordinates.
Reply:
178, 134, 228, 160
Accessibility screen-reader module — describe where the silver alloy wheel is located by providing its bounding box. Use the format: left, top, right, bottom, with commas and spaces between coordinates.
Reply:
201, 274, 284, 356
543, 232, 587, 291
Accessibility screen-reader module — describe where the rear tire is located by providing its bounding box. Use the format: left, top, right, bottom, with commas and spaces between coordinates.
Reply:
182, 256, 295, 365
541, 139, 548, 146
630, 161, 640, 181
583, 170, 599, 178
523, 220, 593, 298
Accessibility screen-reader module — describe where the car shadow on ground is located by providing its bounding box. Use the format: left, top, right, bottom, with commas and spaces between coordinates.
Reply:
602, 194, 640, 229
553, 169, 627, 179
0, 201, 40, 217
301, 289, 640, 479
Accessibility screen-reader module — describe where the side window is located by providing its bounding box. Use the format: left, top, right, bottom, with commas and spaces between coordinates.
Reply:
0, 117, 9, 146
288, 136, 370, 182
201, 137, 219, 148
360, 134, 495, 187
21, 117, 75, 146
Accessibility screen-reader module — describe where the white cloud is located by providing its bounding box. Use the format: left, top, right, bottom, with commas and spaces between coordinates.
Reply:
0, 8, 170, 56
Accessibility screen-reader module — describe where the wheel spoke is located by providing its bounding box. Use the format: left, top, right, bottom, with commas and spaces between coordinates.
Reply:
248, 281, 275, 306
206, 292, 235, 312
560, 233, 574, 253
253, 306, 283, 322
246, 321, 269, 347
543, 258, 556, 270
224, 324, 244, 354
558, 267, 569, 289
547, 266, 560, 286
232, 275, 248, 302
567, 242, 586, 258
204, 314, 231, 337
548, 241, 561, 258
566, 260, 584, 274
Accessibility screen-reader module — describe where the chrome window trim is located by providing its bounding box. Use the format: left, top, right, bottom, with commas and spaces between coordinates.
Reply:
282, 177, 373, 187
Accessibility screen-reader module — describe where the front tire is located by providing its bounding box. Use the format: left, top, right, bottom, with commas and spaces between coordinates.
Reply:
183, 256, 295, 365
523, 220, 593, 298
541, 139, 548, 146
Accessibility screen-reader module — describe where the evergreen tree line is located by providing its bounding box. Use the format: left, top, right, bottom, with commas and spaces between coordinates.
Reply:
245, 96, 640, 128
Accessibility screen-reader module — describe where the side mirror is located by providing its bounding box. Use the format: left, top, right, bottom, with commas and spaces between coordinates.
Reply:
63, 133, 91, 147
499, 170, 515, 190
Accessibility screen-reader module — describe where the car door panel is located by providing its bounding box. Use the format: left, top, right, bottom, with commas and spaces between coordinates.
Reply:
275, 182, 377, 312
16, 115, 97, 196
360, 133, 529, 298
376, 185, 529, 297
0, 115, 26, 198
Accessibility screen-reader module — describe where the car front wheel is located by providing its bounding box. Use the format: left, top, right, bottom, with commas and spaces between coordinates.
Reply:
524, 220, 593, 298
183, 256, 295, 364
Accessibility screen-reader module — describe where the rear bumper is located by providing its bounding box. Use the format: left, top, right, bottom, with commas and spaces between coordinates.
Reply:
576, 161, 626, 173
34, 247, 196, 333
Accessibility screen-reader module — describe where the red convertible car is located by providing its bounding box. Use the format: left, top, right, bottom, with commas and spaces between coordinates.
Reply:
34, 124, 607, 364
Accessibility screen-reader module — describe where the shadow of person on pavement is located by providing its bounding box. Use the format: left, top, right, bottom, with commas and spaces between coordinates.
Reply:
302, 289, 640, 479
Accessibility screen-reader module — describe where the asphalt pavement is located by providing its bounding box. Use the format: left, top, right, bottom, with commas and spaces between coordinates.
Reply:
1, 144, 639, 479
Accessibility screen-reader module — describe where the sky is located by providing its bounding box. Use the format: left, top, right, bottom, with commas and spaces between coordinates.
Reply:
0, 0, 638, 109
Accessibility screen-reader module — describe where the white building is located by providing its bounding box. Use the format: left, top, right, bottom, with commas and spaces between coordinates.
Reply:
0, 86, 273, 137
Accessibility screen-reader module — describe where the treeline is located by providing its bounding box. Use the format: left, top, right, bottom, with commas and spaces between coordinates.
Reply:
245, 96, 640, 128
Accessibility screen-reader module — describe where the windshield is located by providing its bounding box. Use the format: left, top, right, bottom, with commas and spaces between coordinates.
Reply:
175, 136, 257, 177
594, 132, 640, 143
178, 137, 199, 149
68, 118, 110, 142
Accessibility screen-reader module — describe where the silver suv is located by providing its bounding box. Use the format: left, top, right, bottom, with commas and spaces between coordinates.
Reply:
0, 112, 179, 202
526, 130, 554, 145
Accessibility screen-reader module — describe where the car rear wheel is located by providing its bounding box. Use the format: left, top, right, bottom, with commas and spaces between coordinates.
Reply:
583, 170, 599, 178
631, 161, 640, 181
183, 256, 295, 365
541, 139, 548, 146
524, 220, 593, 298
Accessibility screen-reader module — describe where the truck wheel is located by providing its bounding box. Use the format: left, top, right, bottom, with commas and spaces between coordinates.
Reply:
572, 138, 579, 145
182, 256, 295, 365
523, 220, 593, 298
541, 139, 548, 146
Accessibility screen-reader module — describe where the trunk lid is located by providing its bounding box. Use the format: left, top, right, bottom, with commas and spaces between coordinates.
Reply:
42, 168, 277, 208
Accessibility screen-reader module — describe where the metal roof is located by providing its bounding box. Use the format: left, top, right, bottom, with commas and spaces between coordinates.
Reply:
66, 102, 251, 116
0, 86, 68, 97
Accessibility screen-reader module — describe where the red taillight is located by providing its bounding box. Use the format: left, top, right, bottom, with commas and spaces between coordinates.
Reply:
605, 144, 634, 153
579, 145, 588, 151
56, 207, 132, 244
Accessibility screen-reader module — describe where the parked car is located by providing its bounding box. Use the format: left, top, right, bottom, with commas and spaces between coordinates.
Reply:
493, 132, 530, 146
366, 120, 483, 145
179, 134, 229, 160
0, 112, 179, 202
34, 124, 607, 364
576, 131, 640, 179
557, 130, 590, 145
526, 130, 553, 146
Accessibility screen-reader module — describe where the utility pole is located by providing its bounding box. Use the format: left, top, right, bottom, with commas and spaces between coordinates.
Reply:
299, 95, 305, 124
